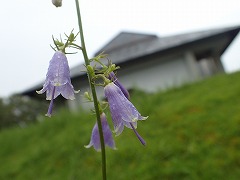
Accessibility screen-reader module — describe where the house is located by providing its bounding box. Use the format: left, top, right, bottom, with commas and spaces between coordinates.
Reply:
22, 25, 240, 109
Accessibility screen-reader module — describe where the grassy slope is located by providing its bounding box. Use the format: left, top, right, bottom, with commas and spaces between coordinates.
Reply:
1, 72, 240, 179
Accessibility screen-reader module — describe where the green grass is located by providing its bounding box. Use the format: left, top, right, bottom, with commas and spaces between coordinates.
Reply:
1, 72, 240, 179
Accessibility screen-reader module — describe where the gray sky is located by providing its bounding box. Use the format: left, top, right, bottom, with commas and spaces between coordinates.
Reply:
0, 0, 240, 97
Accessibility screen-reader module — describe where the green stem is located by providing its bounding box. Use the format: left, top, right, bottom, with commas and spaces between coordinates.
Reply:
74, 1, 107, 180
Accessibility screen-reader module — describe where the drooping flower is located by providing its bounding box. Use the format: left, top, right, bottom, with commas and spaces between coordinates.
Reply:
52, 0, 62, 7
104, 82, 148, 137
37, 51, 79, 117
108, 73, 146, 145
85, 113, 116, 151
108, 72, 130, 99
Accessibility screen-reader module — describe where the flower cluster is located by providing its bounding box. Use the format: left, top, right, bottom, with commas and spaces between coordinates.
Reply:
42, 2, 148, 179
38, 32, 148, 151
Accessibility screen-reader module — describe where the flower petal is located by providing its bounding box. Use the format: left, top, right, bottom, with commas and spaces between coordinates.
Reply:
85, 113, 116, 151
47, 51, 70, 86
108, 72, 130, 99
60, 83, 76, 100
114, 121, 124, 136
105, 83, 145, 123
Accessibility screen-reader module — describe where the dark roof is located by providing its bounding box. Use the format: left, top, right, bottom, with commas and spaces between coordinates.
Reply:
94, 25, 240, 65
70, 25, 240, 79
22, 25, 240, 96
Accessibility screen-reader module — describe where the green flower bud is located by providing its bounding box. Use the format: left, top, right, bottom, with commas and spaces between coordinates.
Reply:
87, 65, 95, 77
84, 92, 92, 101
69, 33, 75, 42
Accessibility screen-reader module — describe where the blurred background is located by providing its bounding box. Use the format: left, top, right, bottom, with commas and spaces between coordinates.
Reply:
1, 0, 240, 179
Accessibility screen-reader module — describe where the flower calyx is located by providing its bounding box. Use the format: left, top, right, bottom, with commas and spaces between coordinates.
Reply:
50, 30, 82, 54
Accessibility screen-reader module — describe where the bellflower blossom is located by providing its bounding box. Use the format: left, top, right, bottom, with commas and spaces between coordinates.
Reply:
37, 51, 79, 117
85, 113, 116, 151
104, 82, 148, 139
108, 72, 130, 99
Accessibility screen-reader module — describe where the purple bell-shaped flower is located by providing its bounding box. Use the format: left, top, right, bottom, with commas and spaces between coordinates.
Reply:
85, 113, 116, 151
104, 82, 147, 145
37, 51, 79, 117
108, 72, 130, 99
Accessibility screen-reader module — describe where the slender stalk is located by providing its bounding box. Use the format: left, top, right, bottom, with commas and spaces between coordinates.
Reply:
74, 0, 107, 179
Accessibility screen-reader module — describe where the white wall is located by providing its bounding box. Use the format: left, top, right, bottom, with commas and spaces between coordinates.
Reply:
116, 53, 198, 92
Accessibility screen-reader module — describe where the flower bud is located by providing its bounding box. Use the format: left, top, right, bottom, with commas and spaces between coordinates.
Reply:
87, 65, 95, 76
84, 91, 92, 101
52, 0, 62, 7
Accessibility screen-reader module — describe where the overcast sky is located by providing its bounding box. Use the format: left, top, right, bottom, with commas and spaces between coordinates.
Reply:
0, 0, 240, 97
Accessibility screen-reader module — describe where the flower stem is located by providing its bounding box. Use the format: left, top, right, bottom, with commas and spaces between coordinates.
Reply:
74, 0, 107, 179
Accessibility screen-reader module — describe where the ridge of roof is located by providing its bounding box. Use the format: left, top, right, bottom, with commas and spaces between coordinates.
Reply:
95, 31, 158, 55
160, 25, 240, 46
